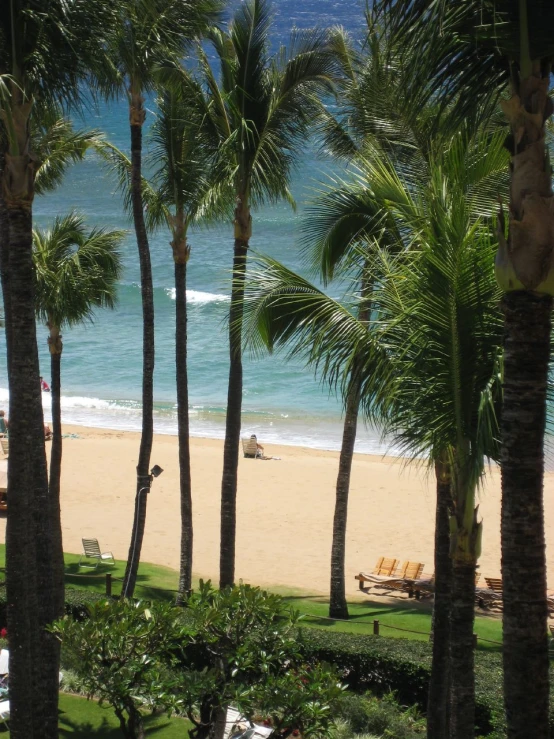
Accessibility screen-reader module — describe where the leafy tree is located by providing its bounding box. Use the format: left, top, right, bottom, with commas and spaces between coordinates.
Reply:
195, 0, 336, 588
33, 212, 124, 575
175, 581, 343, 739
52, 585, 343, 739
0, 2, 116, 734
51, 599, 185, 739
103, 0, 222, 599
370, 3, 554, 734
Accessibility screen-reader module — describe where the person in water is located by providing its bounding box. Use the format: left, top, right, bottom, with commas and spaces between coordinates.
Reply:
40, 376, 50, 392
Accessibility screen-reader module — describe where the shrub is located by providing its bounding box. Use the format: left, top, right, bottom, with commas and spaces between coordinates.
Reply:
0, 586, 109, 627
337, 692, 425, 738
297, 628, 504, 737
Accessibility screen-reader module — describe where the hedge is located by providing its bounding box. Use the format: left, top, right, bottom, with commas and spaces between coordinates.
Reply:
0, 587, 110, 625
297, 627, 554, 738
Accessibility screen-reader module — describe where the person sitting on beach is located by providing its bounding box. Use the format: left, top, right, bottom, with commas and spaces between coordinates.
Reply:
40, 376, 50, 392
0, 412, 7, 436
252, 434, 264, 458
44, 425, 52, 441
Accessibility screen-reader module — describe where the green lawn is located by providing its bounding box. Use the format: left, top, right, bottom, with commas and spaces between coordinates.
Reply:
0, 544, 504, 649
0, 694, 190, 737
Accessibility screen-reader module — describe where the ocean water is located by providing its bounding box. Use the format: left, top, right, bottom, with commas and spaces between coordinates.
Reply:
0, 0, 405, 456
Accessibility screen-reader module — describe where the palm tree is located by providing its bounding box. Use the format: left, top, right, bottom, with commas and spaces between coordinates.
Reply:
33, 212, 124, 568
242, 131, 506, 739
103, 0, 221, 599
147, 84, 225, 598
309, 22, 442, 621
371, 2, 554, 734
196, 0, 336, 588
0, 2, 116, 734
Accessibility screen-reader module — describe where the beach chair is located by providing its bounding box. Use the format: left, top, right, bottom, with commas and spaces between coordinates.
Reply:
79, 538, 115, 569
484, 577, 503, 593
242, 437, 259, 459
476, 577, 503, 610
0, 440, 8, 459
379, 561, 425, 596
355, 557, 400, 589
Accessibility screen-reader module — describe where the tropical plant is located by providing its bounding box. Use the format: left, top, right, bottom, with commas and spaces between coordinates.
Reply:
175, 581, 342, 739
0, 2, 116, 734
33, 212, 124, 558
241, 131, 506, 738
195, 0, 336, 588
370, 2, 554, 735
51, 599, 186, 739
103, 0, 222, 599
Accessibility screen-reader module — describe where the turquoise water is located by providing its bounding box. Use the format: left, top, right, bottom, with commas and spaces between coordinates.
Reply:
0, 1, 403, 455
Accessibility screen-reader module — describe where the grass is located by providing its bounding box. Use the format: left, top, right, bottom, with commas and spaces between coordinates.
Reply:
0, 543, 503, 650
0, 694, 190, 736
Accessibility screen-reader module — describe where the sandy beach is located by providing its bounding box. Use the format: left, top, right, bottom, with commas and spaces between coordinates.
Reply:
2, 424, 554, 593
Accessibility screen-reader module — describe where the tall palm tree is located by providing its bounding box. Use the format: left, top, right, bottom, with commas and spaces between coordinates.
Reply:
309, 22, 443, 621
0, 2, 116, 735
33, 212, 124, 568
242, 131, 506, 739
104, 0, 222, 599
147, 84, 225, 598
196, 0, 336, 588
371, 2, 554, 734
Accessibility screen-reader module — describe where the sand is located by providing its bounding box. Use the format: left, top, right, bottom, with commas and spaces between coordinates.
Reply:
1, 424, 554, 592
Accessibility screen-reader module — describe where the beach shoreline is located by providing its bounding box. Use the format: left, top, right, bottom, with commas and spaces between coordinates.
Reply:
1, 423, 553, 592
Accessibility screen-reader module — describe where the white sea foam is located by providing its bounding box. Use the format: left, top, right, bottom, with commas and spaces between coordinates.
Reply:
165, 288, 229, 304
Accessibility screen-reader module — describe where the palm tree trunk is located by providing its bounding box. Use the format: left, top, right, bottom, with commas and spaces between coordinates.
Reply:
501, 292, 551, 739
4, 103, 62, 734
329, 279, 370, 619
219, 203, 250, 588
427, 460, 452, 739
4, 202, 41, 738
173, 232, 193, 599
449, 558, 476, 739
329, 378, 360, 619
122, 94, 155, 598
48, 323, 65, 620
0, 160, 12, 380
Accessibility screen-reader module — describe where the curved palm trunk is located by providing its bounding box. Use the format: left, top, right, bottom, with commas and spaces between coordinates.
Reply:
173, 230, 193, 599
122, 94, 155, 598
427, 461, 452, 739
48, 323, 65, 619
329, 379, 360, 619
329, 282, 370, 619
501, 292, 551, 739
220, 203, 250, 588
4, 96, 63, 737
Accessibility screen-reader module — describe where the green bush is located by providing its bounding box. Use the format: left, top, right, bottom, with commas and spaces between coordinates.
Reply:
0, 586, 109, 627
337, 692, 425, 738
297, 628, 506, 737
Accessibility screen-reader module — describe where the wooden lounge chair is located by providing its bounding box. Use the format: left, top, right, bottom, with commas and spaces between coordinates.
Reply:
380, 561, 425, 596
0, 440, 8, 459
476, 577, 503, 610
78, 538, 115, 569
355, 557, 399, 589
484, 577, 502, 592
